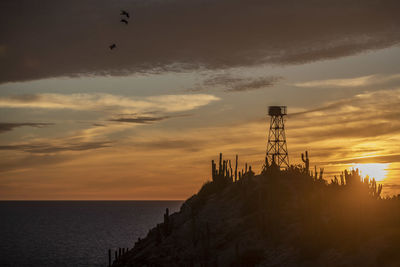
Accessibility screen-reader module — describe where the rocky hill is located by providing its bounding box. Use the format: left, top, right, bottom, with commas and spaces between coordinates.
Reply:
112, 152, 400, 266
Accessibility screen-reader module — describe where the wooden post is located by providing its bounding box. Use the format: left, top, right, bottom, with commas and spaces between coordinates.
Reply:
115, 250, 117, 261
118, 247, 121, 258
108, 249, 111, 267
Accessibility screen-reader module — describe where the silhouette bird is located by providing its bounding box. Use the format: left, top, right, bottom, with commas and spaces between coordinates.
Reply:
121, 10, 130, 18
120, 19, 128, 25
109, 44, 116, 50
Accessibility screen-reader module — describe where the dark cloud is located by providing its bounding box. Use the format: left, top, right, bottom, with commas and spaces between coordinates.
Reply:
109, 116, 170, 124
1, 0, 399, 83
290, 146, 344, 159
7, 94, 41, 102
381, 184, 400, 191
201, 74, 281, 92
327, 154, 400, 165
0, 141, 111, 153
288, 97, 360, 118
109, 113, 191, 124
0, 122, 54, 133
291, 122, 400, 142
0, 154, 72, 172
227, 77, 281, 92
131, 139, 205, 152
287, 89, 400, 142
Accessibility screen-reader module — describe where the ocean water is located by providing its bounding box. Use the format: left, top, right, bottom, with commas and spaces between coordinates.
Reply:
0, 201, 182, 266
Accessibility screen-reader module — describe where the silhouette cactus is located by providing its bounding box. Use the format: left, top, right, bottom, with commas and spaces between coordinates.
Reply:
235, 155, 238, 182
319, 168, 324, 180
314, 166, 318, 180
229, 160, 233, 181
301, 150, 310, 174
211, 160, 216, 181
164, 208, 170, 235
331, 175, 339, 186
219, 153, 222, 176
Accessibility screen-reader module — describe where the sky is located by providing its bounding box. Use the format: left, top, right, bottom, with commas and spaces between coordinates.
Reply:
1, 0, 400, 200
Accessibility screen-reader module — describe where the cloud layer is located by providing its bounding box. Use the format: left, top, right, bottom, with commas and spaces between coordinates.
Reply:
1, 0, 399, 83
0, 122, 53, 133
0, 141, 111, 154
200, 74, 281, 92
287, 88, 400, 166
3, 88, 400, 198
293, 73, 400, 88
0, 93, 220, 113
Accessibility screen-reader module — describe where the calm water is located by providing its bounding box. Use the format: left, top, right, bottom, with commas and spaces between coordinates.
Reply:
0, 201, 182, 266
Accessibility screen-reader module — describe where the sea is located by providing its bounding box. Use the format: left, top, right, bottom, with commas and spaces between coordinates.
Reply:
0, 201, 183, 266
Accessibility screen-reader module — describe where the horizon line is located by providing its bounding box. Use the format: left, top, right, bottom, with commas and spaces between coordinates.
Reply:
0, 199, 185, 201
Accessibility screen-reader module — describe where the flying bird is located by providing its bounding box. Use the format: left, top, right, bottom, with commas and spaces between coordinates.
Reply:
121, 10, 130, 18
109, 44, 116, 50
120, 19, 128, 25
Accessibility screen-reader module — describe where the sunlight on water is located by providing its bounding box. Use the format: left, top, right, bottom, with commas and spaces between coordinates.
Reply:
351, 163, 389, 182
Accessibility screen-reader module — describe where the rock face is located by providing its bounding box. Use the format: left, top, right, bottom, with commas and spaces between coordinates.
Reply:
113, 158, 400, 266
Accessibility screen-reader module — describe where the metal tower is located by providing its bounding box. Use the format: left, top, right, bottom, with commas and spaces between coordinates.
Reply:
266, 106, 289, 168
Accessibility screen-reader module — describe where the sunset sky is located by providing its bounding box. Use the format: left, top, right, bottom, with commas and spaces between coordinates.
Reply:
1, 0, 400, 199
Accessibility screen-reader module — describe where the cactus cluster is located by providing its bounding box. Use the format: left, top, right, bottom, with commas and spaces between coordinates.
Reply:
210, 151, 383, 200
314, 166, 324, 181
211, 153, 254, 184
109, 247, 130, 266
336, 169, 383, 198
211, 153, 234, 184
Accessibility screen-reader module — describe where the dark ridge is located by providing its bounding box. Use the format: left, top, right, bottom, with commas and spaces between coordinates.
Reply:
110, 152, 400, 266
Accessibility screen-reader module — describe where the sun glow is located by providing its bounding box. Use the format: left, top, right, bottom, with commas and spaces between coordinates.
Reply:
351, 163, 389, 182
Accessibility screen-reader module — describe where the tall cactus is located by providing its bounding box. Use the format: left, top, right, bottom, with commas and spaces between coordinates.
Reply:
222, 160, 226, 177
314, 166, 318, 180
219, 153, 222, 176
211, 160, 216, 181
249, 166, 254, 177
164, 208, 170, 235
377, 184, 383, 198
369, 178, 383, 199
301, 150, 310, 174
229, 160, 233, 180
319, 168, 324, 180
235, 155, 238, 182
